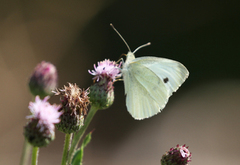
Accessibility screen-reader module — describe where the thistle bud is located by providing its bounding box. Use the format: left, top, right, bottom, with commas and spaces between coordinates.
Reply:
54, 83, 90, 134
161, 144, 192, 165
28, 61, 58, 98
24, 96, 62, 147
88, 59, 121, 109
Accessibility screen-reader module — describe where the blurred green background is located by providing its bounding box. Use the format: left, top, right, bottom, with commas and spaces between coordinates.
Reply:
0, 0, 240, 164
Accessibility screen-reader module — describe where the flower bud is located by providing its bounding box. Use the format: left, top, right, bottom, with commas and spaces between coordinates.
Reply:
54, 83, 90, 134
161, 144, 191, 165
28, 61, 58, 98
89, 76, 114, 109
24, 96, 62, 147
88, 59, 121, 109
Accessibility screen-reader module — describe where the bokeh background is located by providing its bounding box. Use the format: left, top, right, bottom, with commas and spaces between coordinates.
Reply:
1, 0, 240, 164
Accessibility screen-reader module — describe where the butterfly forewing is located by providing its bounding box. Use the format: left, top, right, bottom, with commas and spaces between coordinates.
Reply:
132, 57, 189, 95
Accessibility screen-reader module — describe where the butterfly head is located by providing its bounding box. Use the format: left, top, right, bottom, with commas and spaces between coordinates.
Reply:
125, 51, 135, 63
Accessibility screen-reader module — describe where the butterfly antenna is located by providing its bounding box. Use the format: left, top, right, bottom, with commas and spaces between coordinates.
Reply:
110, 23, 132, 52
133, 42, 151, 54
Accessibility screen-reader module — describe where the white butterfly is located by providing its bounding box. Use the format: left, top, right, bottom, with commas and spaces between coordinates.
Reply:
111, 24, 189, 120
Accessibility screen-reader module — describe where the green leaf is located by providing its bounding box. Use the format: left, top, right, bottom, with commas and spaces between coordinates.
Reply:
71, 132, 93, 165
82, 131, 92, 148
71, 148, 83, 165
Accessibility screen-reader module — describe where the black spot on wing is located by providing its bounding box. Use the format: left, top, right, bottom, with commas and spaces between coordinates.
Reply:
163, 77, 169, 83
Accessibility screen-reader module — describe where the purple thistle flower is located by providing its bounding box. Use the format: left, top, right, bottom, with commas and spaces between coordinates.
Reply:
24, 96, 62, 147
179, 145, 191, 159
88, 59, 121, 109
88, 59, 121, 82
27, 96, 62, 131
161, 144, 192, 165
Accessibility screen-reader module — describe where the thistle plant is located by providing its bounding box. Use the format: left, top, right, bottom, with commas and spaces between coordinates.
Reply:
53, 83, 90, 165
20, 42, 191, 164
23, 96, 62, 165
20, 61, 59, 165
67, 59, 122, 164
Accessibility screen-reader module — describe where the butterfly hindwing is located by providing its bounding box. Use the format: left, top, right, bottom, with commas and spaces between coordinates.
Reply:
124, 61, 170, 119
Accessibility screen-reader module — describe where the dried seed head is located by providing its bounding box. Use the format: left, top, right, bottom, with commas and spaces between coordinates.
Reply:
54, 83, 90, 133
54, 83, 90, 115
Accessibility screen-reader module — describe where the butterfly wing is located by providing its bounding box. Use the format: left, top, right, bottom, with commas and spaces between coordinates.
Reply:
135, 57, 189, 95
123, 56, 189, 120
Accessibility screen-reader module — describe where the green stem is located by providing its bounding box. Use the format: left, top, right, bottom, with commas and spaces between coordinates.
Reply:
20, 139, 32, 165
61, 133, 72, 165
31, 147, 39, 165
68, 105, 98, 163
